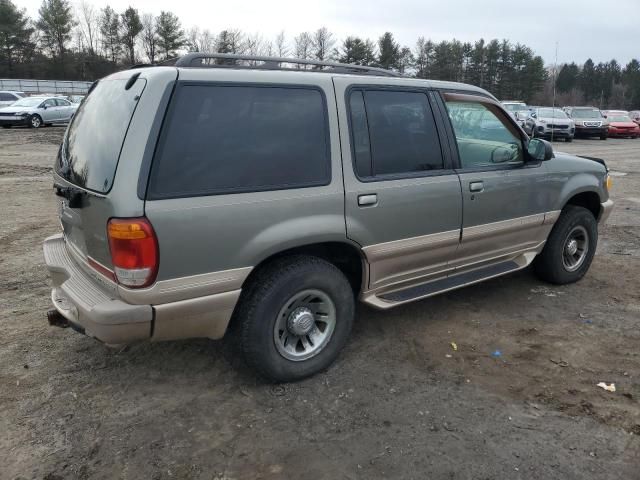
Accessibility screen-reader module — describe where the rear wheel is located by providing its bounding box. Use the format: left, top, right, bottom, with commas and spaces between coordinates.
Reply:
600, 135, 607, 140
236, 255, 355, 382
534, 205, 598, 285
565, 136, 573, 142
1, 125, 11, 129
29, 114, 42, 129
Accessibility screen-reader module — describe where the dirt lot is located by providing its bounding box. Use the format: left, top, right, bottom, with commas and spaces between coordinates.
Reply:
0, 127, 638, 480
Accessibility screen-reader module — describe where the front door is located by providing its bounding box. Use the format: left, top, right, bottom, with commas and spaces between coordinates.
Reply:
40, 98, 58, 122
440, 92, 552, 270
334, 78, 463, 293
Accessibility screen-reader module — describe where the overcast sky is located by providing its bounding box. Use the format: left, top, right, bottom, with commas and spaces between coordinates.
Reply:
16, 0, 639, 66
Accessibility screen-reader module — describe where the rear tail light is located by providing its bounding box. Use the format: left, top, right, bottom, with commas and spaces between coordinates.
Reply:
107, 217, 158, 288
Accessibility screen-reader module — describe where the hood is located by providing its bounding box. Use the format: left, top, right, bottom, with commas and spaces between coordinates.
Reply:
553, 151, 607, 172
609, 121, 638, 128
538, 116, 573, 124
0, 105, 34, 114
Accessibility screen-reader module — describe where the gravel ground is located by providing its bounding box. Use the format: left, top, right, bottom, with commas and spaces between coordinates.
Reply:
0, 127, 638, 480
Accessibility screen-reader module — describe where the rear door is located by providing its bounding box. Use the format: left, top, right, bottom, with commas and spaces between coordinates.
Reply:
55, 98, 72, 120
439, 92, 552, 270
334, 77, 463, 292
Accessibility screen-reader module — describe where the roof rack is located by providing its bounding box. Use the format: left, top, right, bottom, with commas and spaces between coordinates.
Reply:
171, 52, 402, 77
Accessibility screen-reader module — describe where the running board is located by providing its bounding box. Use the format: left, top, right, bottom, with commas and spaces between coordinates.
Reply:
374, 260, 521, 306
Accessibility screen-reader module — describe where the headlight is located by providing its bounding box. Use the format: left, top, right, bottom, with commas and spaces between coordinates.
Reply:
604, 173, 612, 192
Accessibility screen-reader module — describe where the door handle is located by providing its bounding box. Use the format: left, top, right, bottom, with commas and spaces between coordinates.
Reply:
469, 181, 484, 193
358, 194, 377, 207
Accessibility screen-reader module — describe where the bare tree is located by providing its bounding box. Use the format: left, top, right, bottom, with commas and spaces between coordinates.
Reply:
77, 0, 98, 54
294, 31, 312, 65
140, 13, 157, 63
199, 29, 215, 52
312, 27, 334, 61
275, 30, 288, 57
187, 26, 201, 52
244, 32, 263, 61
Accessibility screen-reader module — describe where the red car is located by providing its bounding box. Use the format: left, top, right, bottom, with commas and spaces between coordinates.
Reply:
603, 110, 640, 138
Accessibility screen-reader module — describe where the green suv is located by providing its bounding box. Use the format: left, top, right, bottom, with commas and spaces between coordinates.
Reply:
44, 53, 613, 382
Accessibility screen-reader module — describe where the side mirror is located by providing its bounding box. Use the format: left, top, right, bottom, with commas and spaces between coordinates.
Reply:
527, 138, 554, 161
42, 105, 47, 110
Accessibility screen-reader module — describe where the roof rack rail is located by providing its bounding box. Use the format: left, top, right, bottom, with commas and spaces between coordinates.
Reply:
172, 52, 402, 77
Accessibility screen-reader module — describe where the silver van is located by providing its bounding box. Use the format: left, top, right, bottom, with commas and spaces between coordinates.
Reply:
44, 53, 613, 381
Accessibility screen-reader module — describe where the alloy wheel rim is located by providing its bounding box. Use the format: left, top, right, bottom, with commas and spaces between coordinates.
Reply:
562, 225, 589, 272
31, 116, 41, 127
273, 289, 336, 362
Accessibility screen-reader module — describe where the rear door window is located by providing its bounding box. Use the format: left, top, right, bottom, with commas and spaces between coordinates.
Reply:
56, 78, 146, 193
148, 84, 330, 199
348, 89, 444, 179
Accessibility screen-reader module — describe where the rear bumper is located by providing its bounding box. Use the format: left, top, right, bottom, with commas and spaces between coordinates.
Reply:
43, 234, 239, 344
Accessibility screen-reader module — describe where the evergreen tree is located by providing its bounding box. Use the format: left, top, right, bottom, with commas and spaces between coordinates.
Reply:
339, 36, 376, 65
557, 62, 580, 93
377, 32, 400, 70
0, 0, 35, 75
120, 6, 142, 65
155, 11, 184, 60
36, 0, 74, 74
100, 6, 120, 64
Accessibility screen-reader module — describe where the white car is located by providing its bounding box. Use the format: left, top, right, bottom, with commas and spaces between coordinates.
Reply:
0, 90, 26, 107
0, 96, 78, 128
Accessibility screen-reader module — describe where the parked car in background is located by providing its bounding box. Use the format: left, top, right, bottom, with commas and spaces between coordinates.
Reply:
0, 95, 78, 128
0, 90, 26, 107
43, 53, 612, 381
501, 100, 530, 128
564, 106, 608, 140
68, 95, 86, 104
629, 110, 640, 126
602, 110, 640, 138
526, 107, 575, 141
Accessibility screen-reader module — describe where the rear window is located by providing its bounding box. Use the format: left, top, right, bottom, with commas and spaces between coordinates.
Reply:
56, 78, 146, 193
147, 84, 330, 199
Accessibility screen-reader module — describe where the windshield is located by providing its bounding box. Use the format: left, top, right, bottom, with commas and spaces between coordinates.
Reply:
609, 115, 632, 122
504, 103, 527, 112
571, 109, 602, 119
537, 108, 568, 119
56, 78, 146, 193
11, 97, 44, 107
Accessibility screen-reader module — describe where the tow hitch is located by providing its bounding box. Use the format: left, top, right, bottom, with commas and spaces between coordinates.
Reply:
47, 309, 69, 328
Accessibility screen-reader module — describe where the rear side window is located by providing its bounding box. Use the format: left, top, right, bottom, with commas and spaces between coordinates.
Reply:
0, 93, 16, 101
57, 78, 146, 193
348, 89, 444, 178
148, 84, 330, 199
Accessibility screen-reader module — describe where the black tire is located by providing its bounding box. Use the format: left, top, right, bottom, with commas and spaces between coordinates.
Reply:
600, 135, 607, 140
534, 205, 598, 285
236, 255, 355, 382
1, 125, 11, 129
565, 136, 573, 142
29, 114, 42, 128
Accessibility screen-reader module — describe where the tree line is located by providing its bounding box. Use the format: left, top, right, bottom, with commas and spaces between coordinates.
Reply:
1, 0, 638, 109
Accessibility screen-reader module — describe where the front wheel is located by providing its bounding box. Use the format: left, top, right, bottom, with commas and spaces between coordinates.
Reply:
236, 256, 355, 382
565, 136, 573, 142
29, 114, 42, 128
534, 205, 598, 284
